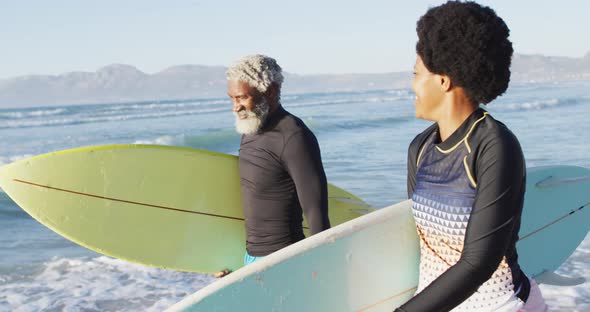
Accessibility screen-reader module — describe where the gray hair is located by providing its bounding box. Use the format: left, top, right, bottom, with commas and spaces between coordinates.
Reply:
226, 54, 284, 94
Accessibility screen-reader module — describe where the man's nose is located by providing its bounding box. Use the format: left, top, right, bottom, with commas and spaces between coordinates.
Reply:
232, 102, 242, 112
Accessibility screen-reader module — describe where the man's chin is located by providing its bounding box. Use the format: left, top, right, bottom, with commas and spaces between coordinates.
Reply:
235, 118, 262, 135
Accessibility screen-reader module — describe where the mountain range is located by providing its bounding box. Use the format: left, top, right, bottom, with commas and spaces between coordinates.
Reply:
1, 52, 589, 108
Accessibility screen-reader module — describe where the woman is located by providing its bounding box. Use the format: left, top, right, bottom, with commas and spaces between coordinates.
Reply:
397, 2, 548, 311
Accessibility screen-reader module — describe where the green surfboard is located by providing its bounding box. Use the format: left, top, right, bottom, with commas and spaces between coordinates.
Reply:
0, 144, 373, 273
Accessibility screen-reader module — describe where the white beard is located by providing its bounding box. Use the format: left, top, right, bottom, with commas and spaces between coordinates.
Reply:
234, 98, 269, 135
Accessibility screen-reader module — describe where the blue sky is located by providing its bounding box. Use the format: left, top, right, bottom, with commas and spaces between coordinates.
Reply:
1, 0, 588, 78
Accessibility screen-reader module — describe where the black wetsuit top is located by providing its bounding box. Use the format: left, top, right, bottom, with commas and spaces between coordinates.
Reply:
239, 106, 330, 257
397, 108, 530, 311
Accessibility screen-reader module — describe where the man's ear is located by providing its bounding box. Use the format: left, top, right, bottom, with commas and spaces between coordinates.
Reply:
439, 74, 452, 92
265, 83, 279, 102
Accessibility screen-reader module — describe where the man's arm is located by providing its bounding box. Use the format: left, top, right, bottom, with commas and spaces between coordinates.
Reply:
281, 130, 330, 234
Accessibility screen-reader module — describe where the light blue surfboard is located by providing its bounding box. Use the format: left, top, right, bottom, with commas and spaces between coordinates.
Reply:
517, 166, 590, 281
167, 166, 590, 312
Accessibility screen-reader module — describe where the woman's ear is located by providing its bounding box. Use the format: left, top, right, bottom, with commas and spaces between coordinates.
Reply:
439, 74, 453, 92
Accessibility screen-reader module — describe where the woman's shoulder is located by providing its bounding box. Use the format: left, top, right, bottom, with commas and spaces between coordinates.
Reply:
468, 113, 524, 164
408, 123, 438, 164
475, 113, 521, 146
410, 123, 438, 149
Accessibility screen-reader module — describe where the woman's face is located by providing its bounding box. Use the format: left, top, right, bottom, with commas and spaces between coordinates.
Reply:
411, 55, 444, 121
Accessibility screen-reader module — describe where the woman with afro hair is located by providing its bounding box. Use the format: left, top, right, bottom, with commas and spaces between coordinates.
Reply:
397, 1, 548, 311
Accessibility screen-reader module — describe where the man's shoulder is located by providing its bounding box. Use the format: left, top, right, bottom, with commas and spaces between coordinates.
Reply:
275, 111, 313, 137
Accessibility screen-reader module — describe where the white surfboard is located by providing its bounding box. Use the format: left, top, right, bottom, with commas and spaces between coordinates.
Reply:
167, 166, 590, 312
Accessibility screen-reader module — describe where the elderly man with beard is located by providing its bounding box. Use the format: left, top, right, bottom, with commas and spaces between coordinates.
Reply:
215, 55, 330, 277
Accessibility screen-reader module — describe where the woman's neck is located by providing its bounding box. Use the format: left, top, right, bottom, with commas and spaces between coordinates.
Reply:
436, 90, 477, 142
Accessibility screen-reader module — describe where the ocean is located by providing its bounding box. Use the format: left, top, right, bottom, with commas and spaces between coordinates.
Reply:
1, 81, 589, 311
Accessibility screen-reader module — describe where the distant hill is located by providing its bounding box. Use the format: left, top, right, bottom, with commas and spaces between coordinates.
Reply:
511, 52, 590, 82
1, 52, 589, 108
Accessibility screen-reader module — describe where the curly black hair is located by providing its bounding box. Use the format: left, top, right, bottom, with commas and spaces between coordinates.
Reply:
416, 1, 513, 104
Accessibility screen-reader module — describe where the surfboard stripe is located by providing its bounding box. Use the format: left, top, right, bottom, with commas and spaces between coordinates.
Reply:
0, 144, 373, 273
355, 287, 417, 312
14, 178, 246, 221
519, 201, 589, 241
12, 177, 325, 230
535, 175, 590, 188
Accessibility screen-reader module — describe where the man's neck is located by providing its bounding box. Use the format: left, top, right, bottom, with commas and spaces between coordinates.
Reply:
267, 101, 281, 117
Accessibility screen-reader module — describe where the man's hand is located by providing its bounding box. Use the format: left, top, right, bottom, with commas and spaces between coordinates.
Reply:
213, 269, 232, 278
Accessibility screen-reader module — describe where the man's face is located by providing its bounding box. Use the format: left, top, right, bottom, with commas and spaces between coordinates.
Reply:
228, 80, 269, 135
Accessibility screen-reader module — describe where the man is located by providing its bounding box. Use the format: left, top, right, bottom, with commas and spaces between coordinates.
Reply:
217, 54, 330, 277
